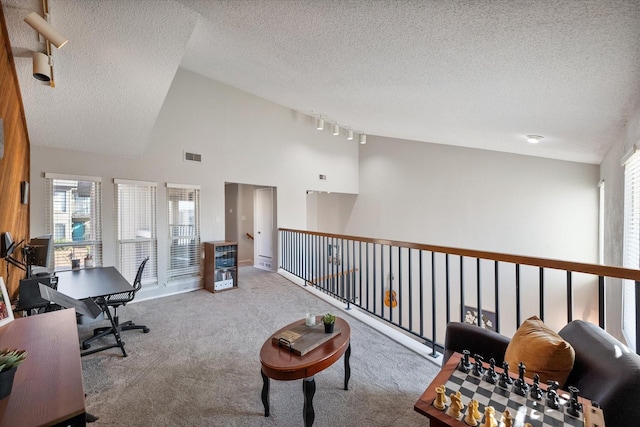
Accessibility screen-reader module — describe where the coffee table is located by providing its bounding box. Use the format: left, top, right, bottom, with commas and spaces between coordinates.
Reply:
260, 316, 351, 427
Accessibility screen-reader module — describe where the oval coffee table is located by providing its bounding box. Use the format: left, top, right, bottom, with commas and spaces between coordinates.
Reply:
260, 316, 351, 427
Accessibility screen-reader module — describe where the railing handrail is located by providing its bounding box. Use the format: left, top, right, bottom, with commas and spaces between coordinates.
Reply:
279, 228, 640, 282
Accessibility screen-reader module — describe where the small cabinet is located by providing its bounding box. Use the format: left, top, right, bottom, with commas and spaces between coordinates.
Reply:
204, 241, 238, 293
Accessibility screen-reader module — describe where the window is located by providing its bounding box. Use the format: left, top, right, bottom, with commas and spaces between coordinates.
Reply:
115, 179, 157, 285
623, 149, 639, 351
45, 173, 102, 270
166, 183, 201, 281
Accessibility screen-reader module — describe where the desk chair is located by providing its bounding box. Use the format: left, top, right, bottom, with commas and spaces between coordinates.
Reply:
82, 257, 150, 353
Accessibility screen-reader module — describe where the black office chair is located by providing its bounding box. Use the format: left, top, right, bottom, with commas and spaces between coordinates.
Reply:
82, 257, 150, 351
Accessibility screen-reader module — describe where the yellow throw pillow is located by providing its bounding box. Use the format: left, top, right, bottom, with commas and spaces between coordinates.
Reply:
504, 316, 575, 388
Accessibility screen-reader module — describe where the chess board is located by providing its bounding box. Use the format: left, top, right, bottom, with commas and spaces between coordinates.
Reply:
443, 368, 583, 427
414, 352, 605, 427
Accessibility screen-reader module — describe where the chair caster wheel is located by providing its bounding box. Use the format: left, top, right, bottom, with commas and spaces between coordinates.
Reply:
143, 328, 150, 333
82, 343, 91, 350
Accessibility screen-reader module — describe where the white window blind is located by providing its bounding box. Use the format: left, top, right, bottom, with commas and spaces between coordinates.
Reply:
623, 150, 639, 351
166, 184, 201, 280
114, 179, 158, 285
45, 174, 102, 270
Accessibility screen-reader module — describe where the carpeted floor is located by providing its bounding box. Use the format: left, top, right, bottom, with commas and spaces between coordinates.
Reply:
79, 267, 440, 426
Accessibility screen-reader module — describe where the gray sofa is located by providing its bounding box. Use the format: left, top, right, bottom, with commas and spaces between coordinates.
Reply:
443, 320, 640, 427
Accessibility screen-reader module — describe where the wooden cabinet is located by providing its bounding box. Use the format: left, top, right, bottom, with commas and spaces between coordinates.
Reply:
204, 241, 238, 293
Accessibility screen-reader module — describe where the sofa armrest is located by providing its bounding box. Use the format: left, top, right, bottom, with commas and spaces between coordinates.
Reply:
443, 322, 511, 366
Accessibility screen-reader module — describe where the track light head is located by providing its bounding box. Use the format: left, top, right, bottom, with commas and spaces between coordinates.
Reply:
316, 117, 324, 130
24, 12, 68, 49
332, 124, 340, 136
347, 129, 354, 140
32, 52, 51, 81
359, 134, 367, 145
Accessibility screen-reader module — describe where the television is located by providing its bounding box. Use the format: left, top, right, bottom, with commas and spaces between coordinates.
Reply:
27, 235, 52, 268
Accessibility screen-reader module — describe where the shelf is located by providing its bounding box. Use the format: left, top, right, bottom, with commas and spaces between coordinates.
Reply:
204, 241, 238, 293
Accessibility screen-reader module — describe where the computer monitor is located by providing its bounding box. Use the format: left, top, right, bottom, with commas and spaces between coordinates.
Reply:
27, 235, 52, 268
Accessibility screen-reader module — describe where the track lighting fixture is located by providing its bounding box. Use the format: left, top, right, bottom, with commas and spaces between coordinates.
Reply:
332, 124, 340, 136
316, 117, 324, 130
347, 129, 354, 140
359, 134, 367, 145
24, 11, 68, 49
526, 135, 543, 144
32, 52, 51, 81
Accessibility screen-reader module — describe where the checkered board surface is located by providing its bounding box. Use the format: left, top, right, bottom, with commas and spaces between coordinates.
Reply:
439, 368, 584, 427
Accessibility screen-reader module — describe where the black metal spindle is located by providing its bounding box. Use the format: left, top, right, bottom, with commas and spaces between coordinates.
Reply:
567, 271, 573, 323
539, 267, 544, 321
515, 264, 521, 327
408, 248, 413, 331
494, 261, 500, 333
460, 256, 464, 322
419, 250, 424, 337
476, 258, 482, 328
398, 247, 402, 325
373, 244, 377, 315
388, 245, 393, 323
598, 276, 605, 328
430, 251, 437, 357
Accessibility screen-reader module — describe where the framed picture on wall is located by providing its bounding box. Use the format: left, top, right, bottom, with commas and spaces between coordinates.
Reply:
463, 305, 495, 331
0, 277, 14, 327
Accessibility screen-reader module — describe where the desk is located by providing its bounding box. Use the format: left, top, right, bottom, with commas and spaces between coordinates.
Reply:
260, 317, 351, 427
57, 267, 134, 357
0, 309, 86, 427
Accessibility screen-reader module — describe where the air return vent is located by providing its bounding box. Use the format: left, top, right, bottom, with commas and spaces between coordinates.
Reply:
184, 151, 202, 162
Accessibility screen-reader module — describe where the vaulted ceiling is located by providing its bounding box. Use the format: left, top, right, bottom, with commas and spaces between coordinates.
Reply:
3, 0, 640, 164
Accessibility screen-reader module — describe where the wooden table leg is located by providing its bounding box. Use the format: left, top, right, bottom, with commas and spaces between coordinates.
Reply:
303, 377, 316, 427
344, 342, 351, 390
261, 370, 270, 417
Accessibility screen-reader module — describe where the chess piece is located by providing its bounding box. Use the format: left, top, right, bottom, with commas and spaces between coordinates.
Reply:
464, 400, 478, 426
482, 406, 497, 427
459, 350, 472, 373
566, 386, 583, 417
530, 373, 543, 400
472, 354, 485, 376
470, 399, 482, 421
513, 361, 529, 396
501, 361, 513, 385
524, 424, 532, 427
546, 380, 560, 410
483, 358, 498, 384
447, 391, 464, 419
501, 409, 513, 427
434, 385, 448, 410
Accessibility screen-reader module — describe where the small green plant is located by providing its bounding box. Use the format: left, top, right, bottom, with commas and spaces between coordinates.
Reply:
322, 313, 336, 325
0, 348, 27, 373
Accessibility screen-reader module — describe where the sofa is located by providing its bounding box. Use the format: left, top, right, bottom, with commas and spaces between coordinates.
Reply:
444, 319, 640, 427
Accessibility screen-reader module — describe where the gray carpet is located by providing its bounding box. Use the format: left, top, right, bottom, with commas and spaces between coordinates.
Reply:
79, 267, 440, 426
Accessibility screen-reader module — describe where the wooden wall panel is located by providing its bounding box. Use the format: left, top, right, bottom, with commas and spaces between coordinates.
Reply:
0, 2, 31, 299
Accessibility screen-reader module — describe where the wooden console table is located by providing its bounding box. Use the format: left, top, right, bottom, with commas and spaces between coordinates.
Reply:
0, 309, 86, 426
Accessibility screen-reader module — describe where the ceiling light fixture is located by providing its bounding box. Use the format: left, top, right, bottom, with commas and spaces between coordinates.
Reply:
526, 135, 544, 144
316, 117, 324, 130
24, 11, 68, 49
347, 129, 354, 140
332, 123, 340, 136
359, 134, 367, 145
32, 52, 51, 81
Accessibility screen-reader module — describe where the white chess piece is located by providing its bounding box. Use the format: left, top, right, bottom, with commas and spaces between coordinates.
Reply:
482, 406, 497, 427
446, 391, 463, 419
501, 409, 513, 427
434, 385, 448, 410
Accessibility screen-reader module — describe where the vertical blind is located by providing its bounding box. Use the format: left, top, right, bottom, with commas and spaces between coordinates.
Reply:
166, 183, 201, 280
114, 179, 157, 285
623, 150, 639, 351
45, 173, 103, 270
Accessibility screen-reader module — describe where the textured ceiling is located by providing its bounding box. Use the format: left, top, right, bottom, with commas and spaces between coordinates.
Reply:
2, 0, 640, 163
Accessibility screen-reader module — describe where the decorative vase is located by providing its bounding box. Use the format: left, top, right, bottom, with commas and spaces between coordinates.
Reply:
0, 367, 17, 400
324, 322, 334, 333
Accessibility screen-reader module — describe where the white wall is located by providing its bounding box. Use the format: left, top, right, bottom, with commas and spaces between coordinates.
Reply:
346, 136, 599, 261
599, 98, 640, 340
30, 68, 359, 298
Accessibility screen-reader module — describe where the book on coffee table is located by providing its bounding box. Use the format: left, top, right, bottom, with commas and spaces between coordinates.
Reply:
272, 323, 342, 356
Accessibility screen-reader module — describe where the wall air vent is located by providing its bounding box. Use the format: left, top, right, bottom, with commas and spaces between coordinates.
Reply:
184, 151, 202, 162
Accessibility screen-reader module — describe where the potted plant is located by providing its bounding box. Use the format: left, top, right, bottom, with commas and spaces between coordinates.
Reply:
0, 348, 27, 400
322, 313, 336, 333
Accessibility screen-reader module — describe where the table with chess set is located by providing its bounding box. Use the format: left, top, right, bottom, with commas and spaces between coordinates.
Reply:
414, 351, 605, 427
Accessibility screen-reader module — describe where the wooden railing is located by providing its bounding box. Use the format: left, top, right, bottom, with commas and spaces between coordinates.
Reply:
279, 228, 640, 356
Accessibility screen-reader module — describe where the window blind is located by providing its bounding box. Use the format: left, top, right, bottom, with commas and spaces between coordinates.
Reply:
166, 184, 201, 280
114, 179, 157, 285
45, 175, 102, 270
623, 151, 639, 351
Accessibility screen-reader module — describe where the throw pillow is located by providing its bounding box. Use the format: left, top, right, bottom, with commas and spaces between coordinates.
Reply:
504, 316, 575, 388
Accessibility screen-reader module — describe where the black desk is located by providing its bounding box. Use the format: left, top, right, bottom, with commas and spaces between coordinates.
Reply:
57, 267, 135, 357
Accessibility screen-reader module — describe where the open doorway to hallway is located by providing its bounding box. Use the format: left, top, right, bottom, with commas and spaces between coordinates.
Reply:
225, 183, 277, 271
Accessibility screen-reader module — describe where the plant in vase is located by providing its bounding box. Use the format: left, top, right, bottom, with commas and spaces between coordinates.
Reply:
0, 348, 27, 399
322, 313, 336, 333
